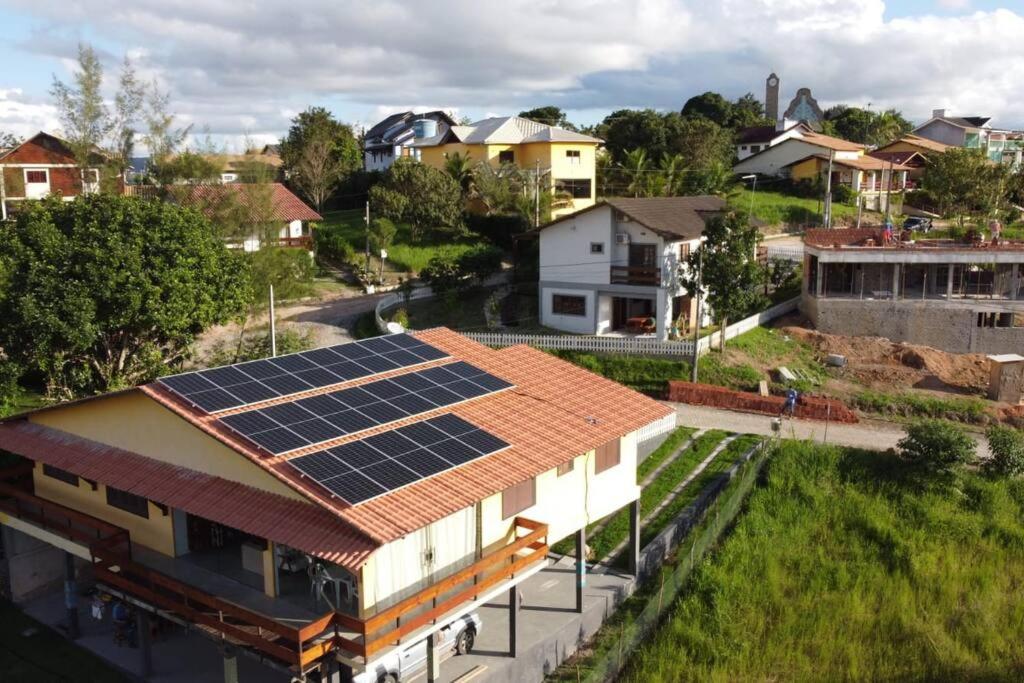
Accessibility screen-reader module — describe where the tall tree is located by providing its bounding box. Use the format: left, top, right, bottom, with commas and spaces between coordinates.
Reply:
729, 93, 769, 129
681, 91, 733, 127
0, 194, 249, 397
518, 106, 576, 130
0, 131, 22, 150
280, 107, 360, 211
444, 151, 475, 197
600, 109, 670, 164
369, 158, 461, 240
621, 148, 651, 198
924, 148, 1008, 229
142, 85, 191, 178
678, 212, 763, 350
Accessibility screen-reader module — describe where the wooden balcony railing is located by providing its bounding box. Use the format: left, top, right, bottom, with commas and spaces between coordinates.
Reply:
0, 471, 548, 672
610, 265, 661, 286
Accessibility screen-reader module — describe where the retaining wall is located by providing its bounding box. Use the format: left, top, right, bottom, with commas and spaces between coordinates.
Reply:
666, 381, 859, 423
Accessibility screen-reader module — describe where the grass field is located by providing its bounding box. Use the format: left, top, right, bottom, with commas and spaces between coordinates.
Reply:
0, 601, 128, 682
729, 189, 861, 227
621, 440, 1024, 682
319, 209, 479, 274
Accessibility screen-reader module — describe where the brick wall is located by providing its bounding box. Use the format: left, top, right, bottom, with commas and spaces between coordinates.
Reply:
666, 380, 859, 423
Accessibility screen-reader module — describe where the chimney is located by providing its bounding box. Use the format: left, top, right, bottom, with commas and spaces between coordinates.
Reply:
765, 72, 780, 123
932, 108, 948, 119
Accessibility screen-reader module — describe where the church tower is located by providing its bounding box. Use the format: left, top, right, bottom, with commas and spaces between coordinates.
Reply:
765, 72, 780, 125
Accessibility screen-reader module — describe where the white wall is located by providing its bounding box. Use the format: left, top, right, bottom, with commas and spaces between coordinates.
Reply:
733, 139, 861, 177
539, 206, 614, 284
736, 127, 807, 161
540, 286, 597, 333
287, 219, 303, 238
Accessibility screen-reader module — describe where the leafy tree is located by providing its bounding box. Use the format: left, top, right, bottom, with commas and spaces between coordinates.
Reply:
870, 109, 913, 146
279, 107, 360, 210
984, 424, 1024, 478
142, 85, 191, 180
924, 148, 1008, 229
670, 117, 735, 188
518, 106, 576, 130
621, 148, 652, 198
0, 195, 249, 398
658, 153, 687, 197
155, 150, 223, 185
248, 247, 314, 304
600, 109, 670, 164
730, 93, 769, 129
898, 419, 976, 479
681, 92, 733, 127
824, 106, 912, 145
369, 158, 462, 241
0, 131, 20, 149
678, 212, 763, 350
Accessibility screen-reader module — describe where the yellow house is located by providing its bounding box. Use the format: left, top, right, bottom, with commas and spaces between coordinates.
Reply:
411, 116, 601, 219
0, 328, 672, 680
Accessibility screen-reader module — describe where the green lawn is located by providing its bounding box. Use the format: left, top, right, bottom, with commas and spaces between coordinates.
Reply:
729, 189, 862, 227
550, 351, 763, 396
318, 209, 481, 275
620, 440, 1024, 682
0, 601, 128, 682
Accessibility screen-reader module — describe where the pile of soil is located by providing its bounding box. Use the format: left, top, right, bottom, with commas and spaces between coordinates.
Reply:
781, 325, 989, 394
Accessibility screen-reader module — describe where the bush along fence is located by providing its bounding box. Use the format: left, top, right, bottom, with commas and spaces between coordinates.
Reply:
551, 438, 772, 683
666, 381, 860, 424
376, 286, 799, 359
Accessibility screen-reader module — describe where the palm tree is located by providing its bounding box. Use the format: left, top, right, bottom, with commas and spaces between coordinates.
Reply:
444, 151, 474, 197
659, 153, 686, 196
621, 148, 650, 198
869, 109, 909, 147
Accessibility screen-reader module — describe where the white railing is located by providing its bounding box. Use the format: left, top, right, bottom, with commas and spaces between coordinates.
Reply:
764, 245, 804, 262
376, 284, 800, 359
636, 413, 678, 443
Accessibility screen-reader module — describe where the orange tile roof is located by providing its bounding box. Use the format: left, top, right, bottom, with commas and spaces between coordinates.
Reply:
798, 130, 866, 152
0, 421, 376, 569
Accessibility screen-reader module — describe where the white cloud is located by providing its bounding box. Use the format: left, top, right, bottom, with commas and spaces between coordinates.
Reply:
0, 89, 59, 139
937, 0, 971, 9
1, 0, 1023, 140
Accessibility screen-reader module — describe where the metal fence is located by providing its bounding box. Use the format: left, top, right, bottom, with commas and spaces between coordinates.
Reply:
764, 245, 805, 262
549, 439, 772, 683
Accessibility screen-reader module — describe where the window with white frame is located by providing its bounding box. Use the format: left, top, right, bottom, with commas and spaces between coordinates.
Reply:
566, 149, 582, 165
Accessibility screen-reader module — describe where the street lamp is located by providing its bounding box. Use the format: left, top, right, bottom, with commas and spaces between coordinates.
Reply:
741, 174, 757, 219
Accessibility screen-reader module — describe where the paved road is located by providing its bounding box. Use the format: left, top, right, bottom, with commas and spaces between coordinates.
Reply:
669, 402, 991, 456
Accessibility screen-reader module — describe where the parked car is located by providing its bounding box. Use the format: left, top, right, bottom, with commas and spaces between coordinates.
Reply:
903, 216, 933, 232
353, 613, 481, 683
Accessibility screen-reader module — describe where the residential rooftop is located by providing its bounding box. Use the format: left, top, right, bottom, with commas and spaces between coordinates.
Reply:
804, 227, 1024, 252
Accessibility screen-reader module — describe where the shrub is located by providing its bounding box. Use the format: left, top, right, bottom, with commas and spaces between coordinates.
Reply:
420, 246, 504, 295
897, 419, 976, 477
314, 224, 356, 263
420, 254, 463, 296
465, 213, 529, 250
207, 328, 315, 366
390, 308, 410, 329
984, 424, 1024, 478
458, 245, 503, 283
851, 390, 988, 424
249, 247, 315, 302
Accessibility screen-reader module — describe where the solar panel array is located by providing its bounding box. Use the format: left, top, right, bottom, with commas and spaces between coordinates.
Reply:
157, 334, 448, 413
287, 414, 509, 503
218, 361, 514, 455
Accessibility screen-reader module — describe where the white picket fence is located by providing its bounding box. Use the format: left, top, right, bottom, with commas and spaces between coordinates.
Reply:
376, 285, 800, 358
764, 245, 804, 262
636, 412, 679, 443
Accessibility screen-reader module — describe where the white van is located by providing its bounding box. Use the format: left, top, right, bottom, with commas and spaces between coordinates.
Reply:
352, 613, 481, 683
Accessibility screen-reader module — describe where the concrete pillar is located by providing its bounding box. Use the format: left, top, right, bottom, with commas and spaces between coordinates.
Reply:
64, 552, 79, 640
427, 631, 441, 682
575, 527, 586, 613
223, 646, 238, 683
137, 610, 153, 678
892, 264, 900, 300
508, 584, 518, 658
1013, 264, 1020, 300
628, 499, 641, 577
815, 261, 823, 298
947, 265, 954, 300
655, 289, 670, 341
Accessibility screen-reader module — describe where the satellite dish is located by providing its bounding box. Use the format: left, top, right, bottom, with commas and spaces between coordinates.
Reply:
386, 321, 405, 334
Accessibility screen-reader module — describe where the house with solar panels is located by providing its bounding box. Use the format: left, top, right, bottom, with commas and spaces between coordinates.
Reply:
0, 328, 673, 680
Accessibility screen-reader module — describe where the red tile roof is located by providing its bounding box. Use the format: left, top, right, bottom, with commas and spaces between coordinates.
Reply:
174, 183, 322, 223
0, 421, 376, 569
2, 329, 672, 566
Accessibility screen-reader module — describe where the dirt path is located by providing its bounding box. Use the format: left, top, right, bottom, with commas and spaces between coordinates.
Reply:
670, 402, 991, 457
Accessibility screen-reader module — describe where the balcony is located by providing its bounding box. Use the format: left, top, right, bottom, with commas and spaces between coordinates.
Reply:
265, 235, 313, 249
0, 470, 549, 674
610, 265, 661, 286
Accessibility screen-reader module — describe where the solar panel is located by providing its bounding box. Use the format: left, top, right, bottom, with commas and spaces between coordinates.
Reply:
213, 361, 513, 456
155, 333, 451, 413
284, 413, 510, 504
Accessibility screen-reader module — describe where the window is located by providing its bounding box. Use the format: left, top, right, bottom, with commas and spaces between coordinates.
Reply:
590, 242, 604, 255
557, 459, 575, 477
680, 242, 691, 258
42, 464, 78, 486
106, 486, 150, 518
84, 169, 99, 184
566, 149, 582, 165
502, 477, 536, 519
25, 170, 47, 184
552, 294, 586, 316
750, 145, 762, 154
555, 178, 592, 199
498, 150, 515, 164
594, 438, 621, 474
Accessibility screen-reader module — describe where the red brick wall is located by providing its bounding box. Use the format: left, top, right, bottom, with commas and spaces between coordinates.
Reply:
666, 381, 859, 423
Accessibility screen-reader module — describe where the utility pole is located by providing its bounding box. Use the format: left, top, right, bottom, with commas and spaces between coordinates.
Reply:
364, 200, 371, 281
856, 192, 863, 229
823, 150, 835, 229
269, 284, 277, 357
884, 156, 895, 220
690, 244, 704, 383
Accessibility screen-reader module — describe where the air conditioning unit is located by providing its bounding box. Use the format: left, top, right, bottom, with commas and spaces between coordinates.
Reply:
615, 233, 630, 245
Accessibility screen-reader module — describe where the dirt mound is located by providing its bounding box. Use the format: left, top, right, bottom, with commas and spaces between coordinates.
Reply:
782, 326, 989, 392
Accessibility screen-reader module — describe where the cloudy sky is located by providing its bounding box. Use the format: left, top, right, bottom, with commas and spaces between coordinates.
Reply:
1, 0, 1022, 152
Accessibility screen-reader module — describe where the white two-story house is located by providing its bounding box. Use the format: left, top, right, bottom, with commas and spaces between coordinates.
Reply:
535, 197, 724, 341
